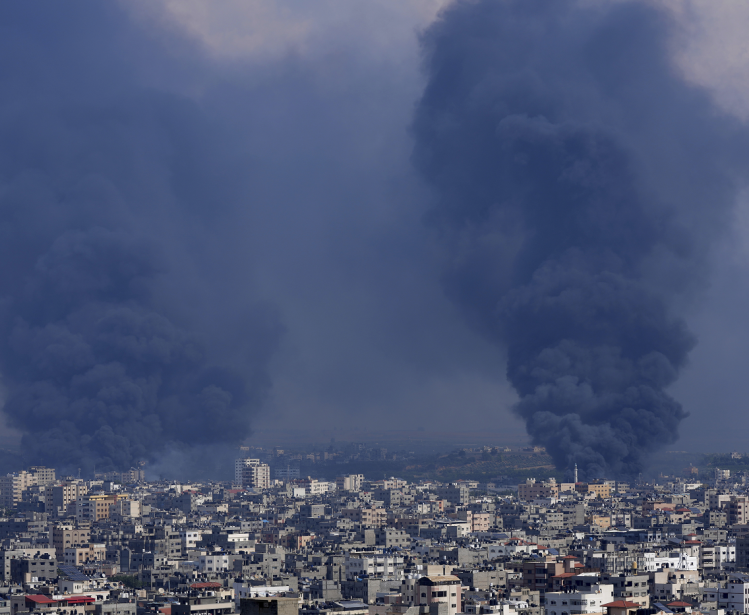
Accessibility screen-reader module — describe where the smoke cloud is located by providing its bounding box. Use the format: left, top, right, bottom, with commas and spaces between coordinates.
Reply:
0, 4, 281, 476
412, 0, 749, 478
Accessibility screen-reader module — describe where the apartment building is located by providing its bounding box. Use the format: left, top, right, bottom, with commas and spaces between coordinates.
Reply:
719, 574, 749, 612
576, 483, 612, 499
728, 496, 749, 525
52, 523, 91, 559
28, 467, 55, 486
76, 494, 118, 522
411, 575, 462, 615
345, 553, 404, 580
45, 481, 88, 517
455, 510, 491, 533
63, 543, 106, 566
518, 479, 559, 502
546, 583, 614, 615
0, 472, 36, 509
235, 459, 271, 490
435, 484, 470, 506
341, 507, 387, 528
337, 474, 365, 492
600, 573, 651, 609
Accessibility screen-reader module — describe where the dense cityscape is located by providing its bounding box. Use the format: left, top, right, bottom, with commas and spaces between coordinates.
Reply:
2, 447, 749, 615
3, 3, 749, 615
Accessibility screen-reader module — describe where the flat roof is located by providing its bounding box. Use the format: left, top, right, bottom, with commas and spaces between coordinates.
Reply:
26, 595, 57, 604
61, 596, 96, 604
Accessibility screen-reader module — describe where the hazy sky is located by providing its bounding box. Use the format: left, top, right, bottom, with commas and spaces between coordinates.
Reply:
2, 0, 749, 476
150, 0, 749, 453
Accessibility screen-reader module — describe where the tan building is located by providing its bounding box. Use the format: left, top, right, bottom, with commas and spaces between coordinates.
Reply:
52, 523, 91, 559
456, 510, 491, 532
63, 543, 106, 566
342, 507, 387, 528
336, 474, 365, 492
588, 514, 612, 529
403, 575, 462, 615
729, 496, 749, 526
29, 467, 56, 486
45, 480, 88, 516
518, 478, 559, 501
120, 468, 145, 483
76, 494, 118, 522
576, 482, 611, 499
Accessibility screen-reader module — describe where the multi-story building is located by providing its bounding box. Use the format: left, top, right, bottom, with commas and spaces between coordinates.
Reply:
518, 479, 559, 501
51, 523, 91, 559
728, 496, 749, 525
700, 544, 735, 570
199, 553, 230, 573
341, 507, 387, 528
522, 559, 564, 598
180, 530, 202, 551
719, 574, 749, 612
546, 583, 614, 615
576, 482, 612, 499
345, 553, 404, 580
44, 480, 88, 517
63, 543, 106, 566
235, 459, 270, 490
408, 575, 462, 615
716, 469, 731, 482
110, 498, 141, 522
0, 548, 55, 583
709, 492, 731, 509
337, 474, 365, 492
600, 573, 651, 608
28, 467, 55, 486
436, 484, 470, 506
120, 468, 145, 483
275, 468, 301, 480
736, 535, 749, 570
76, 494, 118, 522
0, 472, 37, 509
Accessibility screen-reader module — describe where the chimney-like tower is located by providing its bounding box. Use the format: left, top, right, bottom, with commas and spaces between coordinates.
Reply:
574, 463, 578, 484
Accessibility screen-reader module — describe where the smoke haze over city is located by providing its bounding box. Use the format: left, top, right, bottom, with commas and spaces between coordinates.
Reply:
1, 0, 749, 479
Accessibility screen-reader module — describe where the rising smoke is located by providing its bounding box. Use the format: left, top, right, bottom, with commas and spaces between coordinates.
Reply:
0, 4, 281, 477
412, 0, 749, 478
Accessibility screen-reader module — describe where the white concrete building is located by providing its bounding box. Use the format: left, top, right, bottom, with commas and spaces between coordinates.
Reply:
234, 458, 270, 490
545, 584, 614, 615
648, 550, 700, 571
180, 530, 202, 550
345, 553, 404, 580
719, 574, 749, 612
233, 584, 293, 606
199, 554, 230, 572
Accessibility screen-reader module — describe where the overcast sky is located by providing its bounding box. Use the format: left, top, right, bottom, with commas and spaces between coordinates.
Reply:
2, 0, 749, 476
148, 0, 749, 453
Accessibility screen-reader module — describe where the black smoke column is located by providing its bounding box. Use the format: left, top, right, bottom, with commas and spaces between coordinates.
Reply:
0, 3, 281, 476
412, 0, 748, 478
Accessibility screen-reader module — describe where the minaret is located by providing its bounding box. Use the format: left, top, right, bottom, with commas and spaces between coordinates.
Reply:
574, 463, 578, 484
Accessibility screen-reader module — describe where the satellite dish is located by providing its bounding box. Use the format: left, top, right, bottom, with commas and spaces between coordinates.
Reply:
158, 589, 165, 595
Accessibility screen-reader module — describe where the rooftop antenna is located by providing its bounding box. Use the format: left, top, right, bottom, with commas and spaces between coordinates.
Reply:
78, 468, 81, 479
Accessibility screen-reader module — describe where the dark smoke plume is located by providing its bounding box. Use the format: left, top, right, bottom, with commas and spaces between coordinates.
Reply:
412, 0, 749, 478
0, 4, 281, 476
